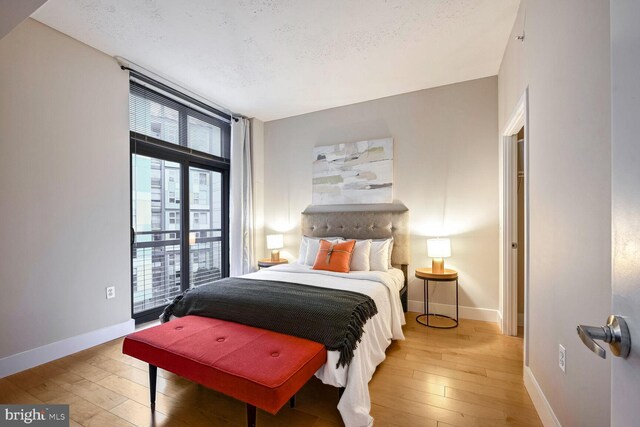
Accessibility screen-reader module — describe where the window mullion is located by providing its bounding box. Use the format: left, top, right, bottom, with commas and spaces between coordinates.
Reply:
180, 159, 190, 292
179, 107, 188, 148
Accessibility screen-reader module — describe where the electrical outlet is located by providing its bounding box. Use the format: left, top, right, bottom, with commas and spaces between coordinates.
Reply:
559, 344, 566, 373
106, 286, 116, 300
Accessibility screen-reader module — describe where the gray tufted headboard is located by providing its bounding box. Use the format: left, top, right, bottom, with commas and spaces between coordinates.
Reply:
301, 203, 410, 311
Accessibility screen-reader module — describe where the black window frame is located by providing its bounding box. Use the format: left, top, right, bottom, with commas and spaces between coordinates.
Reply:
129, 75, 231, 324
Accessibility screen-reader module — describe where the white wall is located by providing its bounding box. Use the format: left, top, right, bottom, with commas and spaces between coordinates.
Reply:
499, 1, 611, 425
263, 77, 499, 317
0, 19, 131, 359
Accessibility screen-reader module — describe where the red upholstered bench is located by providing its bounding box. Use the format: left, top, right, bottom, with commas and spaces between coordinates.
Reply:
122, 315, 327, 427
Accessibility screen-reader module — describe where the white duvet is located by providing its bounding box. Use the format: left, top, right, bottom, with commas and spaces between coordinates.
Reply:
242, 263, 406, 427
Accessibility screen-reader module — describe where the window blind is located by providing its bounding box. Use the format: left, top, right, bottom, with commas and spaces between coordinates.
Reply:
129, 77, 231, 161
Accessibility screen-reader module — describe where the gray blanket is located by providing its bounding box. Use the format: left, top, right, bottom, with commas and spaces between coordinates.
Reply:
160, 277, 378, 367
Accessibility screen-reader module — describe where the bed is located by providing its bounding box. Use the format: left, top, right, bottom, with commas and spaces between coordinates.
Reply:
255, 205, 410, 426
165, 204, 409, 427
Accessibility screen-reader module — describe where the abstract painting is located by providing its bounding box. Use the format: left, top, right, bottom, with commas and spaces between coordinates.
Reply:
312, 138, 393, 205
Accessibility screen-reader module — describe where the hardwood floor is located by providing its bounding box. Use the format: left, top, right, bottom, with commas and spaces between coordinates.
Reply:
1, 313, 541, 426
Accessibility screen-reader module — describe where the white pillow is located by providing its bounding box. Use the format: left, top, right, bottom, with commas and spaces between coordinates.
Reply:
369, 239, 391, 272
372, 237, 394, 267
302, 236, 342, 266
350, 239, 372, 271
298, 238, 309, 264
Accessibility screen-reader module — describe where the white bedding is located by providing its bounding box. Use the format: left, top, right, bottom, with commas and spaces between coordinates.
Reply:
242, 263, 406, 427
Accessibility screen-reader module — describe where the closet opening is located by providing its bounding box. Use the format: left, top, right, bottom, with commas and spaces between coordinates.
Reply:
500, 88, 528, 346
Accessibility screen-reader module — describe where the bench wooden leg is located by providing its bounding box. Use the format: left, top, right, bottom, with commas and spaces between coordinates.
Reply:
246, 404, 256, 427
289, 394, 296, 408
149, 364, 157, 411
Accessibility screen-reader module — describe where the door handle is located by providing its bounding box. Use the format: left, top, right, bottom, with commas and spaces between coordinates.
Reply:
577, 315, 631, 359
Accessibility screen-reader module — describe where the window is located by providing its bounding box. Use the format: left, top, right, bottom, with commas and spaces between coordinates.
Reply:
130, 91, 179, 144
130, 75, 230, 324
130, 81, 229, 158
188, 115, 223, 157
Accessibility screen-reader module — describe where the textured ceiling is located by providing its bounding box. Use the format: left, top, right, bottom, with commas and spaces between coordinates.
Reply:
33, 0, 519, 121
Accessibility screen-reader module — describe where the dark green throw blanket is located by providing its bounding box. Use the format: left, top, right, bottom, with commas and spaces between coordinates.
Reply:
161, 277, 378, 367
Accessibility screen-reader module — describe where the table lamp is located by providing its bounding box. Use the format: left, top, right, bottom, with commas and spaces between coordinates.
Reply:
266, 234, 284, 261
427, 238, 451, 274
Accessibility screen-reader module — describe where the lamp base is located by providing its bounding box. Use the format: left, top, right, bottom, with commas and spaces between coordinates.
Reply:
432, 258, 444, 274
270, 250, 280, 262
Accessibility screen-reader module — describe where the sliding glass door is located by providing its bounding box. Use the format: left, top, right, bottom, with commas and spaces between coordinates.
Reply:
131, 152, 228, 321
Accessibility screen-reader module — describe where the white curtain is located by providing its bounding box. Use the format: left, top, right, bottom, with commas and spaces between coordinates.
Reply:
229, 117, 256, 276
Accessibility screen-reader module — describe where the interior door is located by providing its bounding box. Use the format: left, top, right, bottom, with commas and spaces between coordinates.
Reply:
611, 1, 640, 424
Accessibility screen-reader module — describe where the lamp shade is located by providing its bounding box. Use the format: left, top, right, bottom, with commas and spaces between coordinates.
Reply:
427, 238, 451, 258
266, 234, 284, 250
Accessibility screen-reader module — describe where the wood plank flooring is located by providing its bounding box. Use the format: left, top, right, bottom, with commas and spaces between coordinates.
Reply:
0, 313, 541, 426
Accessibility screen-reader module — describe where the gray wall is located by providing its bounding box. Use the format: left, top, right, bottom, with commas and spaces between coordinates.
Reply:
499, 1, 611, 425
0, 19, 131, 358
0, 0, 47, 40
611, 1, 640, 424
263, 77, 499, 315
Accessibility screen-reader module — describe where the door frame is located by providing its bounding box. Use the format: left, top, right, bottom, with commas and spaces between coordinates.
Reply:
499, 89, 529, 354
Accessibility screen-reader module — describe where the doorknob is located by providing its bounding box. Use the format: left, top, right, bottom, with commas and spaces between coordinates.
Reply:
577, 315, 631, 359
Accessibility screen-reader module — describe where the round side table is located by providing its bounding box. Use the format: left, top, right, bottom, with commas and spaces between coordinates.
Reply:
415, 268, 459, 329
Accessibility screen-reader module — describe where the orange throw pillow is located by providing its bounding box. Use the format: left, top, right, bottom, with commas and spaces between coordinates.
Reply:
312, 239, 356, 273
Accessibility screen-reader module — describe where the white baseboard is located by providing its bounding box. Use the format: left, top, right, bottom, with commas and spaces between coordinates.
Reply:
408, 300, 499, 323
0, 319, 135, 378
524, 366, 561, 427
497, 310, 504, 333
